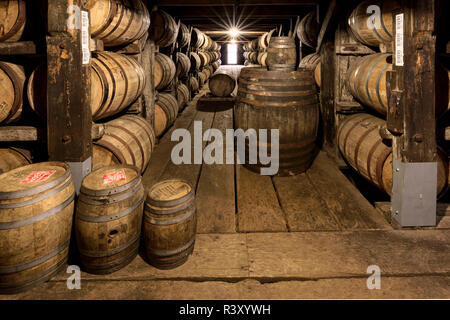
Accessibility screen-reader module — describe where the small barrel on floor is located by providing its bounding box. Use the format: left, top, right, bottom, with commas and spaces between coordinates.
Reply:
209, 71, 236, 97
144, 179, 197, 269
75, 165, 145, 275
0, 162, 75, 294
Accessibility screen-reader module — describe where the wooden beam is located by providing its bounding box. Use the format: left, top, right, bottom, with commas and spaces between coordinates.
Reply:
157, 0, 317, 6
0, 41, 38, 56
316, 0, 337, 53
0, 126, 41, 142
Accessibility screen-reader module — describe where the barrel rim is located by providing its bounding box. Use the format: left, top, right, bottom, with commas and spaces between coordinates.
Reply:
146, 179, 194, 208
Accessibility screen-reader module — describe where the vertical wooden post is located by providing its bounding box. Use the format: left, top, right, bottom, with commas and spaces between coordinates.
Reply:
389, 0, 437, 226
47, 0, 92, 193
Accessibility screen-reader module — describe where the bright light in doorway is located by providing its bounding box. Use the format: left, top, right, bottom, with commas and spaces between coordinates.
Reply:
228, 27, 240, 37
230, 38, 236, 44
227, 43, 238, 65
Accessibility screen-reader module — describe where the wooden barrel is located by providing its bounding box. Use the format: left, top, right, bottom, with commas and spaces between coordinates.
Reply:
249, 39, 259, 51
201, 35, 213, 51
257, 51, 268, 67
91, 52, 145, 120
202, 67, 212, 80
347, 53, 392, 116
177, 22, 190, 48
93, 115, 155, 173
198, 51, 211, 68
299, 53, 321, 88
249, 52, 259, 64
154, 93, 178, 137
149, 9, 178, 48
0, 162, 75, 294
28, 52, 146, 121
191, 28, 205, 49
189, 76, 199, 93
0, 61, 24, 124
348, 0, 400, 47
236, 67, 319, 176
89, 0, 150, 47
144, 179, 197, 269
154, 52, 176, 90
258, 30, 274, 50
176, 52, 191, 79
212, 61, 220, 71
198, 71, 208, 86
209, 71, 236, 97
189, 52, 201, 72
0, 0, 26, 42
266, 37, 297, 71
177, 83, 190, 110
75, 165, 144, 274
297, 11, 319, 48
0, 147, 31, 174
337, 113, 448, 196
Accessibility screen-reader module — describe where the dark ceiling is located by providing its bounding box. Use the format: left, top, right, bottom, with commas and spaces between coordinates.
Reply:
152, 0, 320, 41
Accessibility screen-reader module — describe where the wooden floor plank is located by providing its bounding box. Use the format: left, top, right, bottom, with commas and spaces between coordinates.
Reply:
237, 166, 288, 232
142, 91, 205, 189
52, 234, 248, 281
196, 108, 236, 233
158, 105, 215, 188
306, 152, 391, 230
273, 174, 341, 231
4, 276, 449, 300
247, 230, 450, 278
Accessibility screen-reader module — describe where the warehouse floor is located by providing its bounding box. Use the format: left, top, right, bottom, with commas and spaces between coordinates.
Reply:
3, 66, 449, 300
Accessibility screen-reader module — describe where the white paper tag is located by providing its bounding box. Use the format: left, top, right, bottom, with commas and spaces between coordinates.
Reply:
81, 10, 90, 65
395, 13, 404, 67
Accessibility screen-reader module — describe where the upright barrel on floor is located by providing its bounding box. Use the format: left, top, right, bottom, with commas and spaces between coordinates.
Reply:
209, 71, 236, 97
144, 179, 197, 269
75, 165, 145, 274
236, 67, 320, 176
0, 162, 75, 294
266, 37, 297, 71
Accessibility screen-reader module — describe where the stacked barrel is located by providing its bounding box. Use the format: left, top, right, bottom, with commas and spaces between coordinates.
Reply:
190, 28, 222, 89
243, 39, 259, 66
338, 0, 449, 197
0, 0, 32, 174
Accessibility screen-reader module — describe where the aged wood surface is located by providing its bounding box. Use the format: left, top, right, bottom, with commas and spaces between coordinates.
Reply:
0, 42, 38, 56
196, 107, 236, 233
306, 153, 392, 230
0, 126, 41, 142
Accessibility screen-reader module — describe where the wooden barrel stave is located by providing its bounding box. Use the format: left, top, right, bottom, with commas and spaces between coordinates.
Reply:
89, 0, 150, 47
236, 67, 320, 176
0, 162, 75, 294
75, 165, 144, 274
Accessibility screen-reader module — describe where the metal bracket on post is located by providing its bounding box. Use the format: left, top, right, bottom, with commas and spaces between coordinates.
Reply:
392, 158, 437, 227
67, 157, 92, 196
